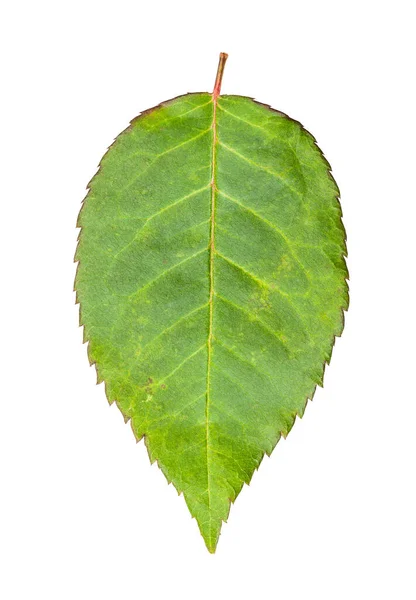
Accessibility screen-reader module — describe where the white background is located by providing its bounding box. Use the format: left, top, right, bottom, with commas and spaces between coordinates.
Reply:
1, 1, 415, 598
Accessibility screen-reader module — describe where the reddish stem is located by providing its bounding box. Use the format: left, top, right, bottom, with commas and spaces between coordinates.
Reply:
213, 53, 228, 99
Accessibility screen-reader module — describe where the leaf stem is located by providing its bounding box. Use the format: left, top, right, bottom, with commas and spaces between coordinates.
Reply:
213, 52, 228, 98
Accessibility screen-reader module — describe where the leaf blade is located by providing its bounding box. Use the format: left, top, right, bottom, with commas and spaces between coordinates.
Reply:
75, 83, 348, 553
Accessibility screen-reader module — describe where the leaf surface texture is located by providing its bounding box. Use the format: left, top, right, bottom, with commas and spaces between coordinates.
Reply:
75, 89, 348, 552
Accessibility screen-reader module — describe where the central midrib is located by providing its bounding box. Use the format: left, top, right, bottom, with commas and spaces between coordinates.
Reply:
205, 90, 219, 518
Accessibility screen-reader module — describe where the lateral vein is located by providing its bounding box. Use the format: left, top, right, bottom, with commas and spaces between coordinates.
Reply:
218, 140, 302, 199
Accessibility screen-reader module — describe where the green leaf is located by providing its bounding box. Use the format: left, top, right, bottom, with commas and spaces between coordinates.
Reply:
75, 53, 348, 553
